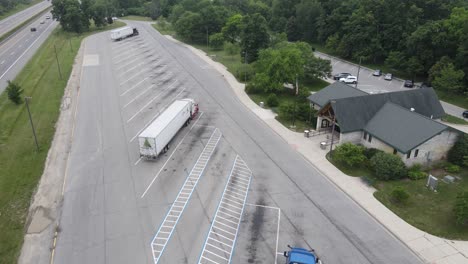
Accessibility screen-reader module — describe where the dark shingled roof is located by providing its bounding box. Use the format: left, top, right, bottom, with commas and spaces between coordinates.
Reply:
331, 88, 445, 133
364, 102, 447, 153
307, 82, 368, 108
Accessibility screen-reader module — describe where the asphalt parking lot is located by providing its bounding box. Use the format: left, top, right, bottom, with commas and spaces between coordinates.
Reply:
52, 23, 423, 264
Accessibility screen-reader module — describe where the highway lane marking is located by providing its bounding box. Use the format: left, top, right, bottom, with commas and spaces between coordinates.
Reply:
139, 112, 205, 195
0, 20, 56, 81
198, 156, 252, 264
150, 129, 222, 264
126, 81, 181, 123
120, 77, 149, 96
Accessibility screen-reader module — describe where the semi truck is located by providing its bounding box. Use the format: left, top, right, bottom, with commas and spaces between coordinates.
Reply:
110, 26, 139, 41
283, 245, 322, 264
138, 99, 199, 160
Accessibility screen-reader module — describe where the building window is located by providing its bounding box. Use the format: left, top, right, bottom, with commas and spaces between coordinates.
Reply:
393, 149, 397, 155
407, 151, 412, 159
368, 135, 372, 143
414, 149, 419, 158
363, 132, 367, 140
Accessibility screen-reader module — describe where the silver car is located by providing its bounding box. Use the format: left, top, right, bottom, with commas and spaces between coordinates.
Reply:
384, 73, 393, 81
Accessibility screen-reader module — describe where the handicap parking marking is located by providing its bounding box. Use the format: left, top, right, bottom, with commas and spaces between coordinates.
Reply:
198, 155, 253, 264
150, 129, 223, 264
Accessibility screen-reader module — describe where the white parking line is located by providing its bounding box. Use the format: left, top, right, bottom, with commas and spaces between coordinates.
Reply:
116, 54, 144, 69
126, 81, 180, 123
120, 70, 148, 86
120, 61, 145, 75
120, 77, 149, 96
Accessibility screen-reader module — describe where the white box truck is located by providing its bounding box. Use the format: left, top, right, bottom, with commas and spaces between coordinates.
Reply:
138, 99, 199, 160
110, 26, 139, 41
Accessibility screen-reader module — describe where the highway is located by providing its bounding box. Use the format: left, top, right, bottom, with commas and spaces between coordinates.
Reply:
315, 52, 468, 119
0, 0, 51, 38
52, 21, 423, 264
0, 11, 58, 93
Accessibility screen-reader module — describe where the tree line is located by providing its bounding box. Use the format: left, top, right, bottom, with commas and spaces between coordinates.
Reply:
0, 0, 33, 15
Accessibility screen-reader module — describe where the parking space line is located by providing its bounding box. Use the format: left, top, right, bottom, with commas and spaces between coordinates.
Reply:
127, 82, 180, 123
116, 55, 144, 69
120, 77, 149, 97
123, 83, 156, 107
198, 155, 252, 264
120, 70, 149, 86
120, 61, 145, 75
150, 129, 222, 264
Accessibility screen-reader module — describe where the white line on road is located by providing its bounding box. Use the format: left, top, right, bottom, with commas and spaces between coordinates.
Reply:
120, 70, 147, 86
120, 77, 149, 96
126, 81, 180, 123
0, 21, 56, 81
0, 60, 4, 65
120, 61, 145, 75
123, 84, 155, 108
140, 112, 204, 198
134, 158, 142, 165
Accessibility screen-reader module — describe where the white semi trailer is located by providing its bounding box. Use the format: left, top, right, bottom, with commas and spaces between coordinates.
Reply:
138, 99, 199, 160
110, 26, 139, 41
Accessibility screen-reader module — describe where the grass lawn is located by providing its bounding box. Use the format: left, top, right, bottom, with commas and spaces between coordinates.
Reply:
442, 114, 468, 125
152, 21, 176, 35
0, 0, 42, 21
120, 15, 154, 21
437, 89, 468, 110
374, 167, 468, 240
0, 21, 125, 263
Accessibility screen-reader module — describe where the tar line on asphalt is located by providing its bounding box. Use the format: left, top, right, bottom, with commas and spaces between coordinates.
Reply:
140, 112, 205, 197
150, 128, 223, 264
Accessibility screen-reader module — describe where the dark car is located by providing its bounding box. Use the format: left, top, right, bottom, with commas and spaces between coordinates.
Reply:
30, 27, 37, 32
372, 69, 382, 76
333, 72, 352, 80
404, 80, 414, 88
463, 110, 468, 118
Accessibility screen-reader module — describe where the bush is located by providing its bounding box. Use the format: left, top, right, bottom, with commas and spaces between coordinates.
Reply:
278, 102, 295, 120
266, 93, 279, 107
408, 164, 428, 180
454, 192, 468, 225
363, 148, 383, 159
224, 42, 240, 55
333, 143, 366, 167
209, 33, 224, 50
445, 164, 460, 173
370, 152, 407, 180
448, 134, 468, 167
6, 80, 23, 105
391, 187, 410, 204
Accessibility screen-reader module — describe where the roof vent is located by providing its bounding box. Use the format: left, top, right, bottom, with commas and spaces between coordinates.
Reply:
410, 108, 415, 112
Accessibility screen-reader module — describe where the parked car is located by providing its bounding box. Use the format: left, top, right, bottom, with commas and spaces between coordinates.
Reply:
372, 69, 382, 76
384, 73, 393, 81
463, 110, 468, 118
30, 27, 37, 32
45, 15, 50, 19
40, 20, 45, 24
404, 80, 414, 88
333, 72, 352, 80
339, 76, 358, 84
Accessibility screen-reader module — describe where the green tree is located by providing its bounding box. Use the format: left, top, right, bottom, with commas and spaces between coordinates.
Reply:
148, 0, 161, 20
332, 143, 366, 167
6, 80, 23, 105
174, 11, 204, 42
428, 56, 453, 84
448, 134, 468, 166
240, 13, 269, 63
209, 33, 224, 50
295, 0, 323, 42
432, 63, 465, 93
221, 14, 243, 43
90, 3, 107, 28
286, 16, 300, 42
370, 152, 407, 181
454, 192, 468, 226
52, 0, 90, 33
406, 57, 424, 82
266, 93, 279, 107
385, 51, 406, 71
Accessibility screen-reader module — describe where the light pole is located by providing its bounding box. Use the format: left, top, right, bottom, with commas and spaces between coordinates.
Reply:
355, 57, 362, 88
25, 97, 39, 151
329, 100, 336, 158
291, 74, 299, 129
243, 51, 247, 83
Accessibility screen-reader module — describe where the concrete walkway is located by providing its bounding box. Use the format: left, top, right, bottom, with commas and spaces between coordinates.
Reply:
166, 36, 468, 264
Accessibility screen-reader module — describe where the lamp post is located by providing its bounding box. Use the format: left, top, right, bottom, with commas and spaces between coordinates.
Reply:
356, 57, 362, 88
25, 97, 39, 151
243, 51, 247, 83
329, 100, 336, 158
291, 74, 299, 129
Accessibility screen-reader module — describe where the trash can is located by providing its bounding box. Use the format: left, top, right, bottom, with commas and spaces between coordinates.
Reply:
320, 142, 327, 150
304, 130, 310, 138
259, 102, 264, 108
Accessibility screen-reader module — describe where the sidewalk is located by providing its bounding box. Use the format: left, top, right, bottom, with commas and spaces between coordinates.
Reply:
167, 36, 468, 264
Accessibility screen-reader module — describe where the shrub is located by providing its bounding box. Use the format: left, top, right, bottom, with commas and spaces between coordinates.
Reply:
6, 80, 23, 105
391, 187, 409, 204
333, 143, 366, 167
209, 33, 224, 50
224, 42, 240, 55
363, 148, 383, 159
454, 192, 468, 225
370, 152, 407, 180
266, 93, 279, 107
448, 134, 468, 167
278, 102, 295, 120
445, 164, 460, 173
408, 164, 428, 180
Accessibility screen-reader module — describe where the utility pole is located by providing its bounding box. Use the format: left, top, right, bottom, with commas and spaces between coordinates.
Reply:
329, 100, 336, 158
243, 51, 247, 83
292, 74, 298, 129
54, 45, 62, 79
25, 97, 39, 151
356, 57, 362, 88
206, 28, 209, 49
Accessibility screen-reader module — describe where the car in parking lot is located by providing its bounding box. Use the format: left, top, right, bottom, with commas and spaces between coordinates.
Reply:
372, 69, 382, 76
463, 110, 468, 118
384, 73, 393, 81
30, 27, 37, 32
339, 75, 358, 84
404, 80, 414, 88
45, 15, 50, 19
333, 72, 352, 80
40, 20, 45, 24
